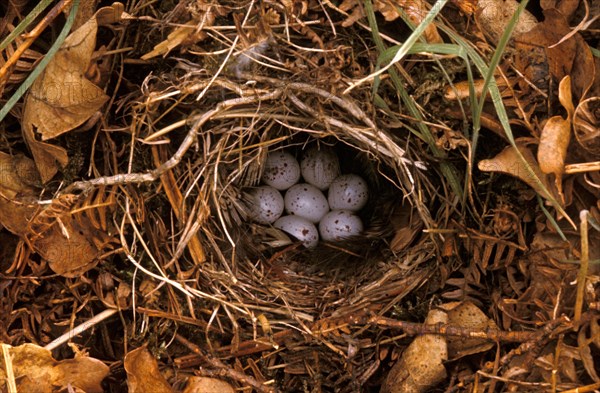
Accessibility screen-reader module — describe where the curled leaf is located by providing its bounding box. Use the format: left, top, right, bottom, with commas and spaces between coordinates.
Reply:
124, 346, 174, 393
478, 141, 553, 200
537, 76, 573, 199
0, 343, 108, 393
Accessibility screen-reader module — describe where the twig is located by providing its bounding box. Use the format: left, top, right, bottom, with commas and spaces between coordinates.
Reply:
575, 210, 589, 322
44, 308, 118, 351
174, 334, 278, 393
371, 316, 540, 343
63, 90, 283, 193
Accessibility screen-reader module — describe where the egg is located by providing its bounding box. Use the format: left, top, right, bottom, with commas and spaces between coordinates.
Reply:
300, 146, 340, 190
247, 186, 284, 224
261, 151, 301, 190
284, 183, 329, 223
319, 210, 363, 241
328, 174, 369, 211
274, 215, 319, 248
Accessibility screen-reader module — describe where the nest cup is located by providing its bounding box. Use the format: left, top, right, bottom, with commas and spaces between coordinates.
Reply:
151, 78, 434, 390
198, 91, 433, 281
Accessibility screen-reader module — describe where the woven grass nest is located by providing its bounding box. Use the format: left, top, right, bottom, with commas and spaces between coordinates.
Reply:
135, 72, 438, 390
121, 4, 445, 392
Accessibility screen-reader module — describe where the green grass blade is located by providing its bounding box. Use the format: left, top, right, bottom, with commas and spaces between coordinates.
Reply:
0, 0, 80, 124
364, 0, 464, 199
0, 0, 54, 52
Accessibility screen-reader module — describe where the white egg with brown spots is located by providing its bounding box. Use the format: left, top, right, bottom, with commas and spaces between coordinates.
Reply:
300, 146, 340, 190
261, 151, 301, 190
248, 186, 284, 224
284, 183, 329, 223
319, 210, 363, 241
327, 174, 369, 211
274, 215, 319, 248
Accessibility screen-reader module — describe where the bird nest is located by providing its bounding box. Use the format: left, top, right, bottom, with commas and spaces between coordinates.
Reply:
95, 3, 449, 391
126, 67, 439, 389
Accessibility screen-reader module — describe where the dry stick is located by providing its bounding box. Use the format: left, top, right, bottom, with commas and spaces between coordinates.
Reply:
370, 316, 539, 343
64, 89, 283, 193
44, 309, 118, 351
174, 334, 278, 393
574, 210, 590, 322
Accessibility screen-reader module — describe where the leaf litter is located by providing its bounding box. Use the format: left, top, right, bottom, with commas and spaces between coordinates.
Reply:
0, 0, 599, 392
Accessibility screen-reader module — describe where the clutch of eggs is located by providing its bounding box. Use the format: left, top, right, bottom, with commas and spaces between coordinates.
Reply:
250, 148, 368, 248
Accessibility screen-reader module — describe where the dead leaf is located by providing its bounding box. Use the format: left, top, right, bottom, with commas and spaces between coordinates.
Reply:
339, 0, 442, 42
124, 345, 174, 393
0, 343, 108, 393
514, 8, 596, 102
95, 2, 128, 26
24, 16, 108, 141
441, 301, 498, 360
390, 202, 423, 252
478, 141, 555, 202
537, 76, 574, 198
0, 152, 40, 236
380, 309, 448, 393
0, 152, 40, 198
476, 0, 537, 43
31, 214, 105, 277
183, 377, 235, 393
22, 11, 109, 182
20, 125, 68, 184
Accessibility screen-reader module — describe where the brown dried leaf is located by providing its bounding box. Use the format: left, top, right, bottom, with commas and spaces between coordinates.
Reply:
0, 152, 39, 236
94, 2, 127, 26
0, 152, 39, 197
476, 0, 537, 43
24, 16, 108, 141
441, 301, 497, 360
578, 323, 600, 382
21, 124, 68, 183
538, 76, 573, 176
478, 141, 554, 201
514, 9, 596, 102
390, 203, 423, 252
31, 214, 108, 277
0, 343, 108, 393
183, 377, 235, 393
22, 11, 111, 182
380, 309, 448, 393
124, 345, 174, 393
450, 0, 477, 15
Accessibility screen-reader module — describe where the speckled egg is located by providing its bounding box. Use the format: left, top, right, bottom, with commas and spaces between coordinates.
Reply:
328, 174, 369, 211
284, 183, 329, 223
261, 151, 301, 190
319, 210, 363, 241
248, 186, 285, 224
274, 215, 319, 248
300, 146, 340, 190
